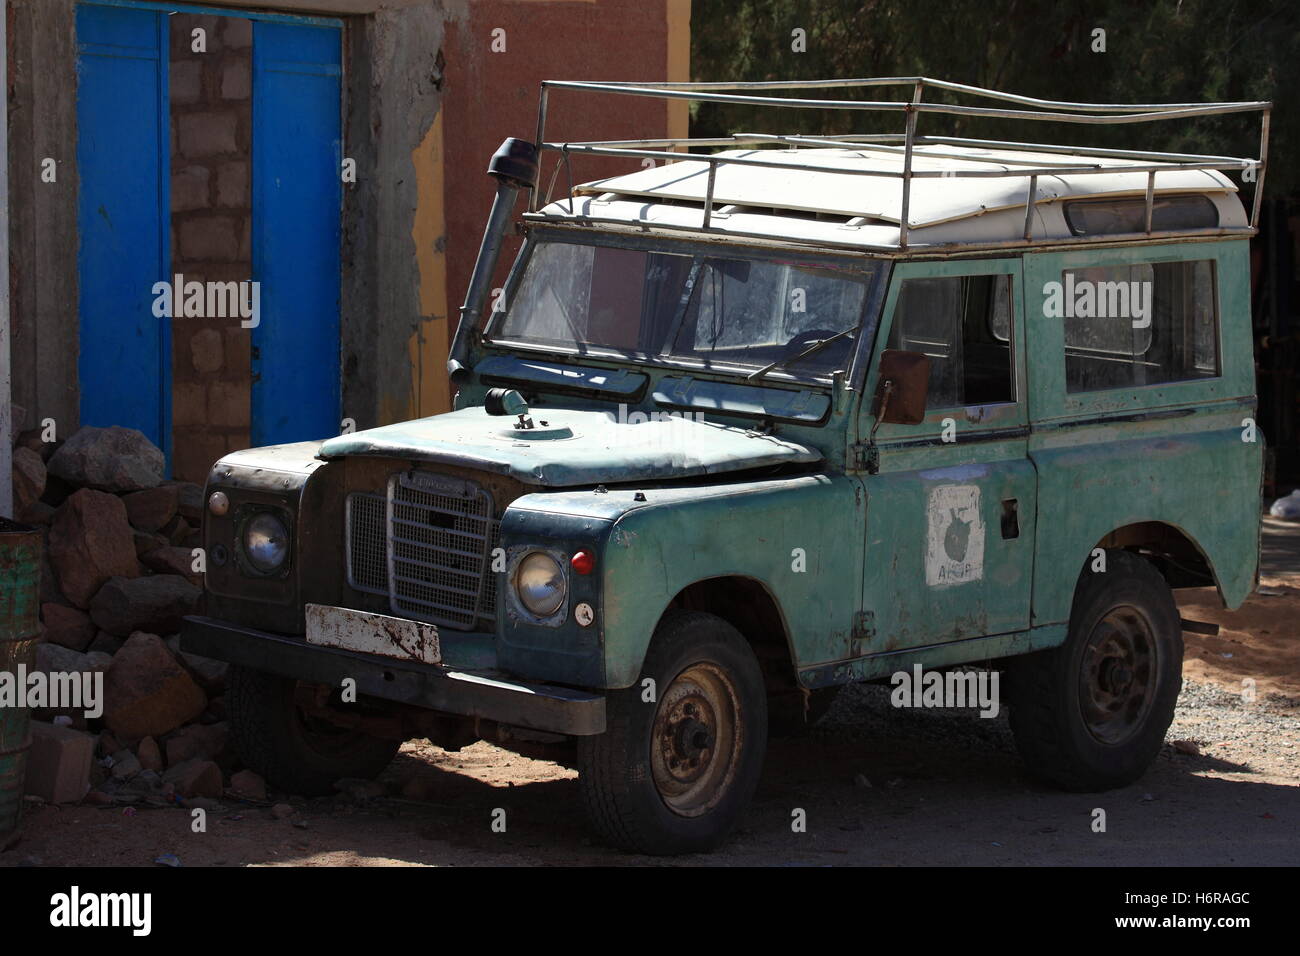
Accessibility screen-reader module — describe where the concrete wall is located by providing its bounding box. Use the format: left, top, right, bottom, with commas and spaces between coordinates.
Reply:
339, 3, 448, 431
7, 0, 80, 438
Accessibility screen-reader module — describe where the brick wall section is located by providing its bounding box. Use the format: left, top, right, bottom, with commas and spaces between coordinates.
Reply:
169, 14, 253, 483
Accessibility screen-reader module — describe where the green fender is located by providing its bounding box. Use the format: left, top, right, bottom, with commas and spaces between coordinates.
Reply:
1029, 417, 1262, 627
599, 473, 865, 688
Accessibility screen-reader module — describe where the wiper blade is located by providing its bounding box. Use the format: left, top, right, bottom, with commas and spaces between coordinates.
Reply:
746, 327, 857, 383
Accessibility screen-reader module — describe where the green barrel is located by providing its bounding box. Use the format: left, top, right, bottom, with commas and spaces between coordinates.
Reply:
0, 518, 41, 847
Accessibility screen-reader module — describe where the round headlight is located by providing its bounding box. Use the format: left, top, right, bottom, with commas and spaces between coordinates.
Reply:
244, 512, 289, 572
515, 552, 566, 617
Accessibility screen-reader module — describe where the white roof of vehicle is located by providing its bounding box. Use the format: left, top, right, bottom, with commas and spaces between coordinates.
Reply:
525, 78, 1268, 252
533, 143, 1247, 250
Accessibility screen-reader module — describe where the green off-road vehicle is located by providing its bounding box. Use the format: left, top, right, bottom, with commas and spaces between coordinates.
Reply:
183, 78, 1269, 854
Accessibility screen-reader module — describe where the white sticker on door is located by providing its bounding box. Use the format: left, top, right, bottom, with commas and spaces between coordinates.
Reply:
926, 484, 985, 587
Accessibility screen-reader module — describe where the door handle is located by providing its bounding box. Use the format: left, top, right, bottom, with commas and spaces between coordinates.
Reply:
1000, 498, 1019, 539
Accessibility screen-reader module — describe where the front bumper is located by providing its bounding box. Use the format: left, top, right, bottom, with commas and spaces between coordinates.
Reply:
181, 615, 605, 736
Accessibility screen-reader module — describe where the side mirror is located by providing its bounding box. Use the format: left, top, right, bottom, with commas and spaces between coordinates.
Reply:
873, 349, 930, 425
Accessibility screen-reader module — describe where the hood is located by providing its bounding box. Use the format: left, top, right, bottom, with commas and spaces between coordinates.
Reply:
317, 406, 822, 487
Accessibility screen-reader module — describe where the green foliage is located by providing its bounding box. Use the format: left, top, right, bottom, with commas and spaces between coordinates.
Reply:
691, 0, 1297, 194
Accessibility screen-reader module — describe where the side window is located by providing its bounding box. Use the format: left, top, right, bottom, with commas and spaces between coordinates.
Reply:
886, 273, 1015, 409
1063, 195, 1218, 236
1060, 259, 1218, 393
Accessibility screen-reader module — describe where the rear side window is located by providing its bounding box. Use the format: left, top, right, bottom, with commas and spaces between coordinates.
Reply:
1064, 195, 1218, 236
1055, 259, 1219, 393
886, 273, 1015, 408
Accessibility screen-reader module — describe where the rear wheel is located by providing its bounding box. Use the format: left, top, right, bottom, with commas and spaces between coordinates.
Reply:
578, 611, 767, 854
227, 665, 401, 796
1008, 549, 1183, 791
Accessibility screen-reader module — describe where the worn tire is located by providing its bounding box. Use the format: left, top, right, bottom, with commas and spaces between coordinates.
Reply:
1008, 549, 1183, 791
227, 665, 401, 796
578, 611, 768, 855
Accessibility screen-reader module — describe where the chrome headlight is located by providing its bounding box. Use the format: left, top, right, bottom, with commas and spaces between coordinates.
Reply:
514, 551, 566, 617
243, 512, 289, 572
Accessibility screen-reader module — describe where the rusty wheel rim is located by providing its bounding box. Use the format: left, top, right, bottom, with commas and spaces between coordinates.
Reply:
293, 682, 369, 757
650, 663, 743, 818
1079, 607, 1158, 745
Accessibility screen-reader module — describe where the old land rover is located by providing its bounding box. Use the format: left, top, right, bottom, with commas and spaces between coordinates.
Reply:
182, 78, 1269, 854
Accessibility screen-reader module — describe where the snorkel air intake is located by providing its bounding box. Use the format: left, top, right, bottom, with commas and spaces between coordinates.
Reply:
447, 137, 540, 385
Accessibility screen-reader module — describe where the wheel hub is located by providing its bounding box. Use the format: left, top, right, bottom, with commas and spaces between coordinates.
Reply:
1080, 610, 1157, 745
1098, 657, 1133, 695
650, 663, 743, 817
661, 697, 717, 782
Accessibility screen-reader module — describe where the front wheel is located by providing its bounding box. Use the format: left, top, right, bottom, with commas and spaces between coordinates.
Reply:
227, 665, 401, 796
578, 611, 767, 855
1007, 549, 1183, 791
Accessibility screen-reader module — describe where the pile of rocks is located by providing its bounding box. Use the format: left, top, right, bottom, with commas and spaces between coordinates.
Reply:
11, 424, 259, 806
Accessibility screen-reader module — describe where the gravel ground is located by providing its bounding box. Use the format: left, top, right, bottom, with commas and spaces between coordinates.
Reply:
818, 674, 1300, 780
1167, 680, 1300, 775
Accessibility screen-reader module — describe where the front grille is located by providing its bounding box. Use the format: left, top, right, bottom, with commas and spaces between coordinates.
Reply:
346, 472, 500, 630
346, 492, 387, 595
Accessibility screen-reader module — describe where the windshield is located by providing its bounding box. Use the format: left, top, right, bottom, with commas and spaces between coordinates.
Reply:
487, 237, 882, 380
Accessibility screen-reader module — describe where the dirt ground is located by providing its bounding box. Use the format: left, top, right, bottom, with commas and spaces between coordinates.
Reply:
5, 522, 1298, 867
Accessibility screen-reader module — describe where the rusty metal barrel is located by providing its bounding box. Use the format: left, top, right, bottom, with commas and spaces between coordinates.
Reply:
0, 518, 41, 847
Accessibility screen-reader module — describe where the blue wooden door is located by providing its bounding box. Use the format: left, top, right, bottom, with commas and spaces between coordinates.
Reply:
75, 4, 170, 454
251, 20, 343, 445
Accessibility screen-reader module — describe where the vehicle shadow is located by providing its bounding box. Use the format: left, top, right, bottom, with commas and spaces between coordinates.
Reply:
242, 680, 1298, 866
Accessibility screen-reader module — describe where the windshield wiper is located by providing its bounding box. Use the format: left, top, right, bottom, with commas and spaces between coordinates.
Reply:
746, 326, 857, 383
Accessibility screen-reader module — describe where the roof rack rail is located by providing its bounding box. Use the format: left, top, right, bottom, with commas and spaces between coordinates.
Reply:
529, 77, 1271, 249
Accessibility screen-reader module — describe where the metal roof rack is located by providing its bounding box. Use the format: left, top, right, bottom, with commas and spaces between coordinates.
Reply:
529, 77, 1271, 250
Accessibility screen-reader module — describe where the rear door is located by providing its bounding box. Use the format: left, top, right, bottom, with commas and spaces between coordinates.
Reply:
860, 258, 1037, 654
